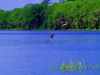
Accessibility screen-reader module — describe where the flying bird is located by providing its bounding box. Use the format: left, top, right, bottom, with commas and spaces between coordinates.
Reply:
50, 34, 54, 38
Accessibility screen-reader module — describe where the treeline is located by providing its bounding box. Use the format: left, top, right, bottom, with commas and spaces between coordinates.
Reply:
0, 4, 45, 30
0, 0, 100, 30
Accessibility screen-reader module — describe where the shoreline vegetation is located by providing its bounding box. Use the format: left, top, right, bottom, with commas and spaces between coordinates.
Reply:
0, 0, 100, 30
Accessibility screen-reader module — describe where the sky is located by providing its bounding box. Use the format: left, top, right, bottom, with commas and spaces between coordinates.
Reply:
0, 0, 58, 10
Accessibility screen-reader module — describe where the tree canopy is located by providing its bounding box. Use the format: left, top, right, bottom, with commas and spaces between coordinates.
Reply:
0, 0, 99, 30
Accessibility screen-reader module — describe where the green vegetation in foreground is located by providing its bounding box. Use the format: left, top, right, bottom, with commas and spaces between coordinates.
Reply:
60, 63, 100, 71
0, 0, 100, 30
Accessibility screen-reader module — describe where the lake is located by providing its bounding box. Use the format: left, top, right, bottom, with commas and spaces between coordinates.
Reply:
0, 31, 100, 75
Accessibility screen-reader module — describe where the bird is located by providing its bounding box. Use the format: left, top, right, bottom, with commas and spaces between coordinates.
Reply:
50, 34, 54, 38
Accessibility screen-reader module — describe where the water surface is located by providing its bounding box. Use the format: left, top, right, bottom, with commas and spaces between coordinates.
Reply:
0, 31, 100, 75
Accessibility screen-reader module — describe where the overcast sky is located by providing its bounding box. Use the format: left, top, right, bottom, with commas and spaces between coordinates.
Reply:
0, 0, 58, 10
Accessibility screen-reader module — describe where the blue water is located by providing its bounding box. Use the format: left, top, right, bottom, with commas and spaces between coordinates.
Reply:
0, 31, 100, 75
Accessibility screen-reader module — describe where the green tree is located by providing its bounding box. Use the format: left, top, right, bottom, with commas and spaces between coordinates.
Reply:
42, 0, 51, 7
